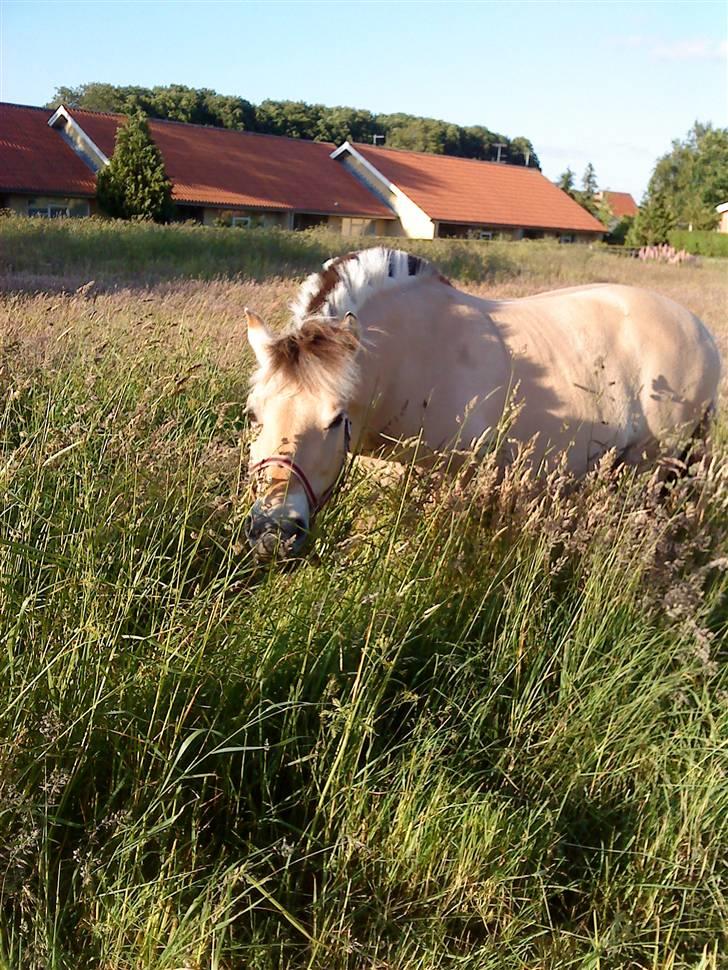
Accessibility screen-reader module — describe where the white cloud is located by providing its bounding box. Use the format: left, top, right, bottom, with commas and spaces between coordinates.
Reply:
652, 38, 727, 61
609, 34, 727, 61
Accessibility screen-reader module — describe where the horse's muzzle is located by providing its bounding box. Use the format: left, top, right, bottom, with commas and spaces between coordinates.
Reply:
245, 500, 309, 562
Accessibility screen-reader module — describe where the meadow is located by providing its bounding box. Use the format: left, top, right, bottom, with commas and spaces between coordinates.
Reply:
0, 216, 726, 970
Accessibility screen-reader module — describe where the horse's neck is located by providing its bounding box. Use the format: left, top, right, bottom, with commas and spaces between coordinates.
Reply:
349, 283, 507, 456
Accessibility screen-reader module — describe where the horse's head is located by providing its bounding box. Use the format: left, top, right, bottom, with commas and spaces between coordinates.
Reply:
244, 308, 360, 562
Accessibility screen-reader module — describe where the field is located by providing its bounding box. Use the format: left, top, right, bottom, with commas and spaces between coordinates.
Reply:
0, 217, 726, 970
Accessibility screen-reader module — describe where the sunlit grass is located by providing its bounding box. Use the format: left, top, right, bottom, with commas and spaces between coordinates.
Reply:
0, 218, 726, 968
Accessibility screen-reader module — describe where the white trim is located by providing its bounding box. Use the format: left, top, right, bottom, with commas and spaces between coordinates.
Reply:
331, 141, 399, 195
331, 141, 434, 238
47, 104, 71, 129
48, 105, 110, 170
716, 202, 728, 214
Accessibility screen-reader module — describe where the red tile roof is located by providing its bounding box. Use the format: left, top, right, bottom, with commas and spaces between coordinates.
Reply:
0, 103, 96, 197
602, 191, 638, 219
65, 108, 393, 217
349, 143, 606, 234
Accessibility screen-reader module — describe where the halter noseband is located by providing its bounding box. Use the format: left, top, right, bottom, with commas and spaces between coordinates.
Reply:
249, 417, 351, 518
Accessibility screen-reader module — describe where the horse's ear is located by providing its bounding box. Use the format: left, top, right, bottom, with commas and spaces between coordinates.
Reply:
245, 308, 273, 366
340, 312, 360, 345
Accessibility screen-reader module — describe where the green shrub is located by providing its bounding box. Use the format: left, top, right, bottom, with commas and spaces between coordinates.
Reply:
625, 191, 675, 246
605, 214, 634, 245
669, 228, 728, 257
97, 110, 174, 222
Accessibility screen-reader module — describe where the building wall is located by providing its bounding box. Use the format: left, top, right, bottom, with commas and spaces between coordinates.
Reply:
337, 153, 434, 239
199, 208, 396, 236
436, 222, 598, 243
202, 208, 291, 229
294, 213, 396, 235
719, 211, 728, 234
339, 216, 399, 237
7, 196, 28, 215
437, 223, 519, 240
5, 194, 92, 217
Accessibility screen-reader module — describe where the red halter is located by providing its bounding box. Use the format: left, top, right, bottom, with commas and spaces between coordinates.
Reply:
249, 417, 351, 518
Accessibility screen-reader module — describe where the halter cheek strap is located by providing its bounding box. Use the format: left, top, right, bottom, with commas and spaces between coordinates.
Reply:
250, 417, 351, 518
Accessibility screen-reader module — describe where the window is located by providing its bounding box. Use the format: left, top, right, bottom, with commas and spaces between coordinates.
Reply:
293, 213, 328, 231
27, 197, 89, 219
559, 233, 575, 244
478, 230, 494, 240
231, 216, 252, 228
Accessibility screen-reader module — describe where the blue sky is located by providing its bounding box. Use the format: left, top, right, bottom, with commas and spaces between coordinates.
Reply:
1, 0, 726, 201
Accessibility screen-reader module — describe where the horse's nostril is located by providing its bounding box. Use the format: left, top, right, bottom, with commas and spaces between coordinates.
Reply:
256, 531, 282, 560
245, 507, 308, 561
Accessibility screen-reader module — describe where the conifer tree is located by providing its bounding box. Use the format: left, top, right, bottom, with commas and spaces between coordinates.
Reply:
626, 191, 675, 246
96, 110, 174, 222
581, 162, 598, 197
557, 168, 576, 197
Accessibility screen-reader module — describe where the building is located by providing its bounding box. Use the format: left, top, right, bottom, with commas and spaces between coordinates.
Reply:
1, 102, 605, 241
716, 202, 728, 233
0, 102, 394, 234
47, 105, 395, 235
595, 190, 639, 226
332, 141, 605, 241
0, 103, 97, 217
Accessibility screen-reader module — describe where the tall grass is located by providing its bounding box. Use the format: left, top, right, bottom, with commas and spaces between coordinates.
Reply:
5, 213, 727, 291
0, 220, 726, 968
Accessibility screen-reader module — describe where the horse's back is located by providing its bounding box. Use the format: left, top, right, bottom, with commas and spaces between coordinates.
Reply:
484, 283, 721, 471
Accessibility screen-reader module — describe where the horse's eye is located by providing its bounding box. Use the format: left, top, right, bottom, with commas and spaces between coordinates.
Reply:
326, 412, 344, 430
247, 408, 260, 427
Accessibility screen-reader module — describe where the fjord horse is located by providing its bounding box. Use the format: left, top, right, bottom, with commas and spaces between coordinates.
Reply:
244, 248, 721, 560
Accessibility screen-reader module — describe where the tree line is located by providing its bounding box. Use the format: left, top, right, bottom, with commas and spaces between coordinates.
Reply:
627, 122, 728, 245
47, 82, 541, 168
554, 121, 728, 245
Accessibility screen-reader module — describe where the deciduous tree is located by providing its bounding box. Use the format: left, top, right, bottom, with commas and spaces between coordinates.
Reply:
647, 122, 728, 230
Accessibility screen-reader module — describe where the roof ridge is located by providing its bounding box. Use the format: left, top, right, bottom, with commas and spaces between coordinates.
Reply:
0, 101, 59, 113
353, 141, 540, 171
65, 105, 125, 120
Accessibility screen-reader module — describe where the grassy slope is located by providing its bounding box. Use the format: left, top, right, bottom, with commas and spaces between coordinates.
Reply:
0, 218, 726, 969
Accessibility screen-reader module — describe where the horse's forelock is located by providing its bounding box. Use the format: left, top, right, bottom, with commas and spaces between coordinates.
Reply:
262, 320, 359, 397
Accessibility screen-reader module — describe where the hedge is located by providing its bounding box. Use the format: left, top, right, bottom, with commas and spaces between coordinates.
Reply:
668, 229, 728, 258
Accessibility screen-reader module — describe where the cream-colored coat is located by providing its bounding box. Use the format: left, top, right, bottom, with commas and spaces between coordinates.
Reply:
350, 278, 721, 475
245, 250, 721, 559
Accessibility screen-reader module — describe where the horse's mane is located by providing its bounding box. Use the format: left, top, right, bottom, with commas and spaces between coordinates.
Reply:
290, 247, 448, 325
250, 249, 447, 400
